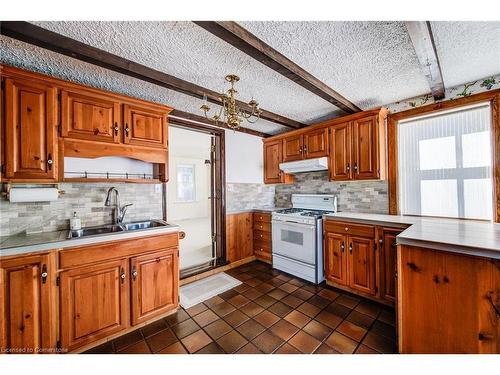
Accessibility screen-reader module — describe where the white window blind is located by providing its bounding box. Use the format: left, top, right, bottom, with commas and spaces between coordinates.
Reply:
398, 103, 492, 220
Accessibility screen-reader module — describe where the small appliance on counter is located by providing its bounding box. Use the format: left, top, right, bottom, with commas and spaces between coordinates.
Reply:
272, 194, 337, 284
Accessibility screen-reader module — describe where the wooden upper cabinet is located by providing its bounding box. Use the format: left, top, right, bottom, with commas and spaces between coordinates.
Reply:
264, 139, 292, 184
348, 235, 376, 295
352, 115, 380, 180
329, 122, 352, 181
123, 103, 168, 148
4, 77, 57, 181
324, 232, 348, 286
399, 246, 500, 354
303, 128, 328, 159
60, 259, 129, 352
61, 89, 121, 144
0, 253, 56, 353
130, 248, 179, 326
283, 134, 303, 162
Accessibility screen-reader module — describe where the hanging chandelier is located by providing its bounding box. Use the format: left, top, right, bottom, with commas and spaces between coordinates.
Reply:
200, 74, 262, 130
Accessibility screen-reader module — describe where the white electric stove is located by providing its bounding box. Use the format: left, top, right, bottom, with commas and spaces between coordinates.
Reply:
272, 194, 338, 284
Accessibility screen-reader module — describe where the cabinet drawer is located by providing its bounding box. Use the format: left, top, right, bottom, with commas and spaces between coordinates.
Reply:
253, 239, 271, 253
59, 233, 179, 269
325, 220, 375, 238
253, 221, 271, 232
253, 212, 271, 223
253, 230, 271, 242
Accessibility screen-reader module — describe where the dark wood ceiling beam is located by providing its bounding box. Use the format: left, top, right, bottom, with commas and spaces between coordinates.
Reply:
0, 21, 303, 129
194, 21, 361, 114
405, 21, 445, 100
170, 110, 269, 137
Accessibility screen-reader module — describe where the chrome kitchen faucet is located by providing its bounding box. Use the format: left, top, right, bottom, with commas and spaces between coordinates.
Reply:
104, 187, 133, 224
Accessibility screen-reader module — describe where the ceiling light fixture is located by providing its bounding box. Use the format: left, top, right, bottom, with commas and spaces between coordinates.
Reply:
200, 74, 262, 130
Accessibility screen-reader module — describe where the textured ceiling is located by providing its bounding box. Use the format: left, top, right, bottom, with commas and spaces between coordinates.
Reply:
32, 21, 338, 124
239, 21, 431, 109
1, 21, 499, 136
0, 35, 287, 135
430, 21, 500, 88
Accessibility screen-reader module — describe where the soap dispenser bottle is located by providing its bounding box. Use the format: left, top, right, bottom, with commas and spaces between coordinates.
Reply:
70, 211, 82, 231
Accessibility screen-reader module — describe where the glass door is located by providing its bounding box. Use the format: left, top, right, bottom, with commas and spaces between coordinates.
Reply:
166, 125, 224, 278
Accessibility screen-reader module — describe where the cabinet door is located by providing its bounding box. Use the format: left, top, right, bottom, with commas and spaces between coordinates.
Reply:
329, 122, 352, 181
61, 89, 121, 143
352, 115, 379, 180
263, 140, 284, 184
130, 248, 179, 326
380, 229, 400, 303
60, 259, 129, 352
283, 134, 303, 162
0, 253, 56, 353
303, 128, 328, 159
226, 213, 253, 263
123, 103, 168, 148
348, 235, 376, 295
398, 246, 500, 354
4, 78, 57, 181
324, 232, 348, 286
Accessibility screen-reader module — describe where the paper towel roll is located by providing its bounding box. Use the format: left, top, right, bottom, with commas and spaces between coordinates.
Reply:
9, 188, 59, 203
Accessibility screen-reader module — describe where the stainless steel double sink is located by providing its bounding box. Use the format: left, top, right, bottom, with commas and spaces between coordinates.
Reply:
67, 220, 168, 239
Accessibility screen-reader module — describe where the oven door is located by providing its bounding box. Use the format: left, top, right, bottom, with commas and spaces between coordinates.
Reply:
272, 220, 316, 265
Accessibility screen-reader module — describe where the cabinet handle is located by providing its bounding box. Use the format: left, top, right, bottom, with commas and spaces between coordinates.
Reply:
132, 266, 137, 281
346, 163, 350, 172
478, 332, 495, 341
349, 243, 353, 254
41, 264, 48, 284
47, 154, 53, 170
299, 147, 302, 153
120, 268, 126, 283
303, 145, 307, 152
379, 238, 383, 245
354, 163, 358, 172
340, 242, 345, 252
125, 124, 130, 135
114, 122, 119, 136
486, 291, 500, 317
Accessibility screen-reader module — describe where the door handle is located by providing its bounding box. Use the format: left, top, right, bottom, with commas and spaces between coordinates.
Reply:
340, 242, 345, 252
131, 266, 137, 281
125, 123, 130, 135
349, 243, 353, 254
47, 154, 53, 170
346, 163, 350, 173
120, 268, 126, 283
114, 122, 119, 136
41, 264, 48, 284
354, 163, 358, 172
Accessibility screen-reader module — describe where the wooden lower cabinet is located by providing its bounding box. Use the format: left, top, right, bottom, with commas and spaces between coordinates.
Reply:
253, 212, 273, 263
60, 259, 129, 352
130, 249, 179, 325
226, 212, 254, 263
348, 235, 376, 295
324, 232, 348, 286
324, 219, 404, 305
0, 253, 57, 353
398, 245, 500, 353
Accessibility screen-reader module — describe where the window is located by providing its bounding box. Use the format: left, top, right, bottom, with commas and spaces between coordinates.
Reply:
177, 164, 195, 202
398, 103, 492, 220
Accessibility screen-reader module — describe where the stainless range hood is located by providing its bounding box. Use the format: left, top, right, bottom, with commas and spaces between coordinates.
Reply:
279, 157, 328, 174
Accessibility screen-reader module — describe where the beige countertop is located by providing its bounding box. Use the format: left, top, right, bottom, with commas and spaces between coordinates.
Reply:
0, 221, 179, 258
226, 207, 286, 215
324, 212, 500, 260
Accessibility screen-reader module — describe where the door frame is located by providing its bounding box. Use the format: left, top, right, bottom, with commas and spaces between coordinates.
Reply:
166, 121, 226, 279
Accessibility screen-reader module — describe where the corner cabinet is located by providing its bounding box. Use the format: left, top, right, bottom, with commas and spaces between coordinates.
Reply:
0, 252, 57, 353
4, 77, 58, 182
398, 245, 500, 354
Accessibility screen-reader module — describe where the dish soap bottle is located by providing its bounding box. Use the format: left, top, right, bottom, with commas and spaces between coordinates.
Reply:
70, 211, 81, 231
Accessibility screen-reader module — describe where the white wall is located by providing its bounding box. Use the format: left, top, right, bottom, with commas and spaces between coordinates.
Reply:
225, 130, 263, 183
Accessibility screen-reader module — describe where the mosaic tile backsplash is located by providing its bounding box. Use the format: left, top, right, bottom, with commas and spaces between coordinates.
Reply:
0, 183, 163, 236
274, 171, 389, 213
226, 183, 276, 212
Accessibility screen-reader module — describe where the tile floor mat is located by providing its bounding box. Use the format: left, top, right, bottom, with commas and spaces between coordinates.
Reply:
180, 272, 242, 309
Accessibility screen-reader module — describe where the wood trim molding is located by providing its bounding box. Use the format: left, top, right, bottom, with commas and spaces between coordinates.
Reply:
1, 21, 303, 130
194, 21, 361, 114
405, 21, 445, 100
387, 89, 500, 220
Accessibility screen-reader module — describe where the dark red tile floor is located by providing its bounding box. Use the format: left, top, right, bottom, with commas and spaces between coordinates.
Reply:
85, 261, 397, 354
